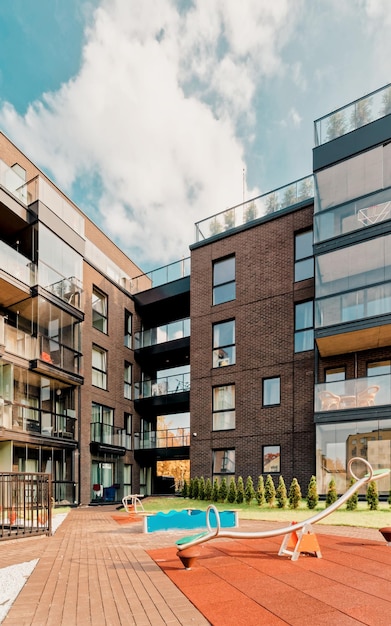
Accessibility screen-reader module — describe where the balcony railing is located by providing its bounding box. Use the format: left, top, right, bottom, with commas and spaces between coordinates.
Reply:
37, 335, 82, 375
134, 427, 190, 450
0, 240, 36, 286
315, 373, 391, 412
1, 323, 38, 360
90, 422, 131, 449
0, 403, 76, 439
0, 471, 51, 540
131, 257, 190, 293
314, 82, 391, 146
195, 175, 313, 242
134, 372, 190, 400
134, 318, 190, 349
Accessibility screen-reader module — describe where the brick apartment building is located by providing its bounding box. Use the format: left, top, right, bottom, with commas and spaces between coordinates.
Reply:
1, 82, 391, 502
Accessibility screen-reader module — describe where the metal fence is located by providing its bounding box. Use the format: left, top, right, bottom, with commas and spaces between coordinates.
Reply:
0, 472, 52, 541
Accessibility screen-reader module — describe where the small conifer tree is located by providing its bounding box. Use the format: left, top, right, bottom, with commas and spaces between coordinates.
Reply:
276, 476, 287, 508
198, 477, 205, 500
288, 477, 301, 509
219, 477, 228, 502
245, 476, 255, 505
181, 479, 188, 498
256, 475, 265, 506
188, 478, 194, 499
236, 476, 245, 504
306, 475, 318, 510
264, 474, 276, 507
212, 478, 220, 502
346, 477, 358, 511
227, 477, 237, 504
325, 478, 338, 507
205, 477, 213, 501
192, 477, 200, 500
366, 480, 379, 510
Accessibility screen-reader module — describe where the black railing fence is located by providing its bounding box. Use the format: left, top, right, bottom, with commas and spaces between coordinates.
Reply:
0, 471, 52, 540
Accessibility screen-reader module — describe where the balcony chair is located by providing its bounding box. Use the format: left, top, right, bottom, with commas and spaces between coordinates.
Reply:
318, 390, 341, 410
357, 385, 380, 407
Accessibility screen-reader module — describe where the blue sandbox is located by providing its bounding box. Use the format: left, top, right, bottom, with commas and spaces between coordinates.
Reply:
145, 508, 237, 533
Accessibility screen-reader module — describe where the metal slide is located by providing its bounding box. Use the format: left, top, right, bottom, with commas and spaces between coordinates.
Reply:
176, 457, 390, 552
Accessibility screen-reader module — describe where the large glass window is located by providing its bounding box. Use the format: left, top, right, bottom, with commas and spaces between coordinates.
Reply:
263, 377, 280, 406
213, 385, 235, 430
213, 256, 235, 305
213, 449, 235, 480
124, 362, 132, 399
263, 445, 281, 473
91, 402, 113, 443
213, 320, 235, 367
367, 360, 391, 376
295, 301, 314, 352
295, 230, 314, 281
92, 346, 107, 389
124, 310, 132, 349
92, 288, 108, 333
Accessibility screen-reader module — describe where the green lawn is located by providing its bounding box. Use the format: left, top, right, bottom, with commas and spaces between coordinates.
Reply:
140, 496, 391, 529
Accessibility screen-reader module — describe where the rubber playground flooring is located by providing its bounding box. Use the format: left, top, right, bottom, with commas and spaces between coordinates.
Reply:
148, 526, 391, 626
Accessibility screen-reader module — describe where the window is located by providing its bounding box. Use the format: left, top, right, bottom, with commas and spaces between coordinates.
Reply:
213, 256, 235, 305
123, 464, 132, 496
213, 449, 235, 480
213, 385, 235, 430
367, 360, 391, 376
92, 346, 107, 389
295, 230, 313, 282
213, 320, 235, 367
124, 362, 132, 399
91, 403, 113, 443
263, 445, 281, 473
263, 377, 280, 406
124, 310, 132, 348
325, 368, 345, 382
295, 301, 314, 352
92, 288, 108, 333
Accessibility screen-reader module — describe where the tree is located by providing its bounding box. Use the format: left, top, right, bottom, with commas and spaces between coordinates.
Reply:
288, 478, 302, 509
188, 478, 194, 499
205, 478, 213, 501
264, 475, 276, 507
224, 209, 235, 230
380, 86, 391, 116
265, 192, 279, 215
198, 476, 205, 501
281, 185, 296, 209
227, 477, 237, 504
209, 217, 222, 236
218, 477, 228, 502
297, 177, 313, 203
346, 477, 358, 511
352, 97, 372, 129
245, 476, 255, 505
325, 478, 338, 507
366, 480, 379, 510
181, 479, 188, 498
276, 476, 287, 509
212, 478, 220, 502
236, 476, 245, 504
192, 477, 200, 500
306, 475, 318, 510
256, 475, 265, 506
326, 111, 346, 141
244, 201, 257, 223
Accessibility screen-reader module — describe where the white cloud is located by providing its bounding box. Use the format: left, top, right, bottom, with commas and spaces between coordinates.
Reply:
0, 0, 305, 267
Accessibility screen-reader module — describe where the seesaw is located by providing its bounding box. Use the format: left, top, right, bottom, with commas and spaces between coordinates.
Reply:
175, 457, 390, 569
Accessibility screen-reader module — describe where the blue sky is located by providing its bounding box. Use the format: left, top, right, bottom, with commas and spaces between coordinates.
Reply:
1, 0, 390, 271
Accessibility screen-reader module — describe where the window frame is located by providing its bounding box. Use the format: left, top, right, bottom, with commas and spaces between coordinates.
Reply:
213, 256, 236, 305
212, 319, 236, 367
294, 300, 314, 353
294, 229, 314, 282
124, 362, 132, 399
92, 287, 108, 334
212, 384, 235, 430
124, 309, 132, 349
262, 377, 281, 407
262, 445, 281, 473
212, 448, 235, 480
92, 345, 108, 390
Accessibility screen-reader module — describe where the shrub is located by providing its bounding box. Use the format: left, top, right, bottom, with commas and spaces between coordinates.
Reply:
288, 478, 301, 509
325, 478, 338, 507
227, 477, 237, 504
256, 475, 265, 506
346, 477, 358, 511
181, 479, 188, 498
212, 478, 220, 502
366, 480, 379, 510
276, 476, 287, 509
245, 476, 255, 505
192, 477, 200, 500
188, 478, 194, 499
198, 477, 205, 501
219, 477, 228, 502
306, 475, 318, 510
236, 476, 245, 504
205, 478, 213, 501
264, 475, 276, 507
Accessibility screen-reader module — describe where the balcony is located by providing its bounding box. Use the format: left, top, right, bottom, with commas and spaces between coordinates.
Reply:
314, 83, 391, 146
194, 175, 313, 243
315, 373, 391, 413
0, 322, 38, 360
30, 336, 83, 385
134, 427, 190, 450
134, 318, 190, 349
90, 422, 130, 454
0, 240, 36, 287
134, 372, 190, 400
131, 258, 190, 294
0, 404, 76, 440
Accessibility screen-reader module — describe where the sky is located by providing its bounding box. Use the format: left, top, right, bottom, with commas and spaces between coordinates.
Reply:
1, 0, 391, 272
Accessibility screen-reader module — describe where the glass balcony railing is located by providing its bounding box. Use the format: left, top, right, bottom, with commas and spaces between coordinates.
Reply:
2, 323, 38, 360
0, 159, 28, 202
37, 336, 82, 375
131, 257, 190, 293
0, 240, 36, 286
314, 82, 391, 146
134, 427, 190, 450
195, 176, 313, 242
315, 373, 391, 412
90, 422, 131, 449
0, 404, 76, 438
134, 372, 190, 400
134, 318, 190, 349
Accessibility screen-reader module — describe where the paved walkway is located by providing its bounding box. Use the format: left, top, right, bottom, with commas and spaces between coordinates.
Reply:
0, 507, 388, 625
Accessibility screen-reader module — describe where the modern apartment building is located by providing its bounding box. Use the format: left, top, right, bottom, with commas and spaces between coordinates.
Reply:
1, 83, 391, 502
